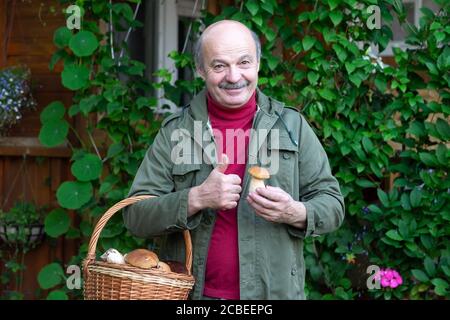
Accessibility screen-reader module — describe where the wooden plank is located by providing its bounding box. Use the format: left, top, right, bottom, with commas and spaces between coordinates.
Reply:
29, 73, 67, 93
12, 1, 67, 20
0, 137, 71, 157
6, 55, 64, 73
8, 41, 56, 57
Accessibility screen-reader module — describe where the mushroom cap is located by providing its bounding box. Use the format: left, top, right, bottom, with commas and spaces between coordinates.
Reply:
248, 166, 270, 179
125, 249, 159, 269
157, 261, 172, 273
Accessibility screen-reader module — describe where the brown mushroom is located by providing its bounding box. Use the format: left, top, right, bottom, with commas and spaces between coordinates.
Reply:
248, 166, 270, 193
156, 261, 172, 273
124, 249, 159, 269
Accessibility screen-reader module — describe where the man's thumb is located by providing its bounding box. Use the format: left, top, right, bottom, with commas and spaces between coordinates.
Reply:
216, 154, 229, 173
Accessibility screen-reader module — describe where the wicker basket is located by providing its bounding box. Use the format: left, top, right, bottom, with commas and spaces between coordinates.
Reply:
83, 195, 195, 300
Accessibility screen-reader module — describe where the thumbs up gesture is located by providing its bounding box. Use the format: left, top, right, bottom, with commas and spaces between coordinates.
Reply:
187, 154, 242, 215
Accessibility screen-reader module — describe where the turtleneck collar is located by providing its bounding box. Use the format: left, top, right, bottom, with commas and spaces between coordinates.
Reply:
206, 91, 257, 123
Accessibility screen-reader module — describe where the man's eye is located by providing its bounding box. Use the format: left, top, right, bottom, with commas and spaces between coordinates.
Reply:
241, 60, 250, 65
213, 65, 224, 70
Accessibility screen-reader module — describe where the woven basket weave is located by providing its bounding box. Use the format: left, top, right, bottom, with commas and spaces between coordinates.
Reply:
83, 195, 195, 300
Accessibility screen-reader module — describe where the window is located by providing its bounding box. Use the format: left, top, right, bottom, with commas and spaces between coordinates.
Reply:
127, 0, 204, 113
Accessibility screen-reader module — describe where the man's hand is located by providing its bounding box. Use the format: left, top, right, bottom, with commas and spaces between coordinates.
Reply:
247, 186, 307, 229
188, 155, 242, 216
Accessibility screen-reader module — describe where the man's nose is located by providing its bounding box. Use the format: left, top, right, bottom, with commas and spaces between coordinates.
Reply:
225, 65, 241, 83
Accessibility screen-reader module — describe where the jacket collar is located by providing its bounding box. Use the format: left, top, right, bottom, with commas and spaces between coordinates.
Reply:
180, 87, 285, 166
188, 87, 284, 121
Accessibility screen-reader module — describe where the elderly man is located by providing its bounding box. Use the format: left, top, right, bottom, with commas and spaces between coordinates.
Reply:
124, 20, 344, 300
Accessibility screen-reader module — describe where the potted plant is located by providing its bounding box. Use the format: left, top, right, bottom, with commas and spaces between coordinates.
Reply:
0, 65, 37, 136
0, 201, 46, 248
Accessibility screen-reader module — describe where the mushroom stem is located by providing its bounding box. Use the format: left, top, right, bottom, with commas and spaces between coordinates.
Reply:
249, 178, 265, 193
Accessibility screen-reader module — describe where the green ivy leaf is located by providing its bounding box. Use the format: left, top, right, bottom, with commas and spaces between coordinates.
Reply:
436, 144, 447, 165
47, 290, 69, 300
386, 230, 402, 241
302, 36, 316, 51
40, 101, 65, 124
374, 74, 387, 92
424, 257, 436, 277
61, 63, 90, 90
407, 121, 426, 138
410, 187, 422, 208
260, 1, 274, 14
332, 44, 347, 62
44, 208, 70, 238
435, 118, 450, 140
245, 0, 259, 16
107, 143, 124, 159
419, 152, 438, 166
69, 30, 99, 57
329, 11, 343, 26
38, 263, 65, 290
79, 95, 102, 115
307, 71, 319, 85
362, 136, 374, 153
71, 154, 103, 182
411, 269, 429, 282
356, 179, 376, 188
57, 181, 93, 209
328, 0, 339, 10
431, 278, 449, 296
400, 193, 411, 210
53, 27, 72, 48
39, 120, 69, 147
318, 88, 336, 101
377, 188, 389, 207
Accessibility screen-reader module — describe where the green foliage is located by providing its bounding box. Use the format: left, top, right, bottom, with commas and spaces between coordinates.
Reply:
36, 0, 199, 299
206, 0, 449, 299
34, 0, 449, 300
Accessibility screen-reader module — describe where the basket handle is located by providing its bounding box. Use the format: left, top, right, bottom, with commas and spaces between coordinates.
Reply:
83, 195, 193, 278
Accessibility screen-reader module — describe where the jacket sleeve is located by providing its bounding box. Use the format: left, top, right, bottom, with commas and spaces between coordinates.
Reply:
288, 114, 345, 238
123, 125, 200, 238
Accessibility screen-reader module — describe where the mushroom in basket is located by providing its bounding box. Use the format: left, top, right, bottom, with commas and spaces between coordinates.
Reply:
124, 249, 159, 269
100, 248, 125, 264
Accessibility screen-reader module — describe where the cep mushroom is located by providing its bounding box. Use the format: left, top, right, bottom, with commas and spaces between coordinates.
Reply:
124, 249, 159, 269
156, 261, 172, 273
248, 166, 270, 193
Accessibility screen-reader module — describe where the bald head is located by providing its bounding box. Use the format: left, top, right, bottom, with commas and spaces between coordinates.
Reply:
194, 20, 261, 71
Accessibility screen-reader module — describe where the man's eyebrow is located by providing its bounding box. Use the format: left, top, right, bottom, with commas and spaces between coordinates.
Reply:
210, 59, 228, 66
239, 54, 254, 61
210, 55, 254, 66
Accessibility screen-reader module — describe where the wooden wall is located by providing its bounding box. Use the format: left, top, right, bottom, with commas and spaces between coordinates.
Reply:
0, 0, 78, 299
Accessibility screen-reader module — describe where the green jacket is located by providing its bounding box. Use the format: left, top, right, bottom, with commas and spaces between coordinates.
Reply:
124, 88, 345, 300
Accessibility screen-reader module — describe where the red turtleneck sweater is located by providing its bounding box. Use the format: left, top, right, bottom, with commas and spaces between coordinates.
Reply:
203, 91, 257, 300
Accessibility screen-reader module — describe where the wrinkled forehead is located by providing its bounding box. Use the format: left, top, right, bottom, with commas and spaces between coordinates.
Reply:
202, 26, 257, 62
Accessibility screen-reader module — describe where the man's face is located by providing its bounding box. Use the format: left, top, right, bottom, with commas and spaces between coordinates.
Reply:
198, 26, 259, 108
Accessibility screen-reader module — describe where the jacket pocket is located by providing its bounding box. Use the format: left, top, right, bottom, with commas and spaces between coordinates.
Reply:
265, 134, 298, 194
172, 163, 200, 191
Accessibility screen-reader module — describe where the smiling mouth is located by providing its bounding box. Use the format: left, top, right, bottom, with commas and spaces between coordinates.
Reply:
223, 87, 245, 95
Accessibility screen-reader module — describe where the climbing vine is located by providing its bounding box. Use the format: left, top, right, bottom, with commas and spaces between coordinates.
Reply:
37, 0, 449, 299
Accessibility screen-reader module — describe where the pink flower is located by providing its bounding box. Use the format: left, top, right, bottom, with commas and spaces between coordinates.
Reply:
381, 278, 390, 287
377, 268, 403, 289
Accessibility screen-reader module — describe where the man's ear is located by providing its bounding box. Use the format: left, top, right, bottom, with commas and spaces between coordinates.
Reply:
196, 67, 206, 80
